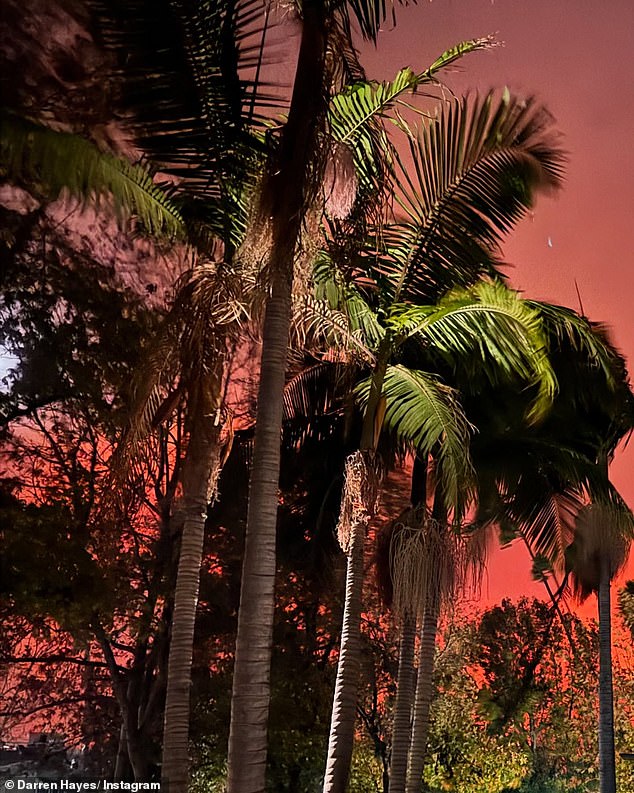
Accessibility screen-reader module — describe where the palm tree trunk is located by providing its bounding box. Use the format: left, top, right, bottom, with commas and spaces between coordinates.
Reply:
389, 613, 417, 793
405, 598, 439, 793
322, 339, 390, 793
226, 6, 329, 792
598, 556, 616, 793
322, 501, 367, 793
161, 381, 223, 792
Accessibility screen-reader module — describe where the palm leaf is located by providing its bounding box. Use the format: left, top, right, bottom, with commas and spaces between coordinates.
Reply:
289, 293, 376, 364
340, 0, 417, 43
115, 261, 252, 467
568, 500, 633, 599
391, 280, 557, 423
329, 37, 496, 150
0, 112, 184, 238
355, 364, 474, 511
371, 90, 565, 302
530, 302, 618, 387
313, 251, 385, 348
326, 37, 497, 219
88, 0, 272, 198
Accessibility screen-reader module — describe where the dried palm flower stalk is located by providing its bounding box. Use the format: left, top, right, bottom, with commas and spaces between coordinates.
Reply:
390, 504, 465, 620
336, 450, 381, 553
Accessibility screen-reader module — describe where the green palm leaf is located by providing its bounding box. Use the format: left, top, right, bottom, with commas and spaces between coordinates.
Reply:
372, 90, 565, 302
327, 38, 496, 212
313, 252, 385, 347
0, 112, 184, 238
390, 280, 557, 423
529, 302, 618, 386
355, 364, 474, 510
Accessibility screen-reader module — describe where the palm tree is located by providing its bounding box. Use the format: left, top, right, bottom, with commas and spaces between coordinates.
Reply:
120, 263, 254, 789
320, 89, 564, 793
451, 310, 634, 793
227, 14, 496, 792
569, 501, 632, 793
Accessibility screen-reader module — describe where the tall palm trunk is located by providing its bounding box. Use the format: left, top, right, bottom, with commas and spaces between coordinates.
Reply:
404, 598, 439, 793
323, 345, 389, 793
598, 555, 616, 793
388, 457, 429, 793
162, 378, 224, 792
226, 6, 329, 791
322, 486, 368, 793
389, 613, 417, 793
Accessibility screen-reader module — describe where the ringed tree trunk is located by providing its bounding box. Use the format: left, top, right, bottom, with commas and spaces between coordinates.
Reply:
598, 555, 616, 793
388, 612, 417, 793
390, 496, 450, 793
390, 455, 429, 793
322, 450, 380, 793
226, 5, 330, 792
404, 598, 439, 793
161, 372, 225, 792
323, 344, 388, 793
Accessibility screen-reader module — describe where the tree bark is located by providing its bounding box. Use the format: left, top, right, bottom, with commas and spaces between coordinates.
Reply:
598, 556, 616, 793
322, 503, 367, 793
161, 378, 223, 792
389, 613, 417, 793
113, 723, 131, 782
226, 5, 329, 792
322, 342, 389, 793
405, 599, 439, 793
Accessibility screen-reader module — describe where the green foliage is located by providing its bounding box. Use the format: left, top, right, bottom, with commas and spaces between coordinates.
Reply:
0, 111, 184, 237
618, 580, 634, 641
419, 599, 634, 793
327, 37, 495, 201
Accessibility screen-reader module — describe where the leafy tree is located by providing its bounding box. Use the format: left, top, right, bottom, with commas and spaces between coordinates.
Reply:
0, 234, 186, 778
421, 600, 632, 793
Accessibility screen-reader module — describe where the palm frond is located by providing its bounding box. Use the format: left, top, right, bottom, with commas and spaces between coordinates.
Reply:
326, 37, 497, 218
392, 280, 557, 423
282, 361, 351, 449
289, 293, 375, 364
473, 428, 626, 567
313, 252, 385, 347
88, 0, 272, 198
419, 36, 499, 81
533, 303, 634, 453
0, 112, 185, 238
568, 500, 633, 599
532, 302, 618, 383
356, 364, 474, 511
114, 261, 252, 468
283, 361, 348, 422
373, 90, 565, 302
339, 0, 401, 43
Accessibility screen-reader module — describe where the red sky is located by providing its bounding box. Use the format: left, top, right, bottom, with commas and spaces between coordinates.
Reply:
359, 0, 634, 603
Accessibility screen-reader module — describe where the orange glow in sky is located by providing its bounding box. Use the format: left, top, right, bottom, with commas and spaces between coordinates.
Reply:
359, 0, 633, 599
